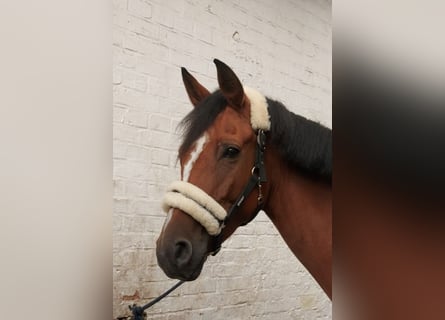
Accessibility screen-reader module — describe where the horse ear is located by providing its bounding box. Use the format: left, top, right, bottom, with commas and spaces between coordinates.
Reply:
214, 59, 246, 110
181, 67, 211, 107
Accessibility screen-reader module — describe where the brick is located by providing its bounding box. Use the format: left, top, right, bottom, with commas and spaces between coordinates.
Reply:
174, 16, 194, 36
193, 22, 213, 45
122, 30, 146, 53
151, 148, 170, 166
114, 48, 139, 69
151, 3, 175, 29
122, 70, 147, 92
128, 0, 152, 19
148, 77, 169, 98
124, 110, 148, 128
126, 15, 159, 40
140, 130, 175, 149
113, 159, 150, 180
136, 56, 165, 76
113, 67, 123, 85
113, 0, 127, 12
113, 105, 127, 124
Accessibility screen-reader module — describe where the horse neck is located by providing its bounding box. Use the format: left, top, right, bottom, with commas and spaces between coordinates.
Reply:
263, 147, 332, 298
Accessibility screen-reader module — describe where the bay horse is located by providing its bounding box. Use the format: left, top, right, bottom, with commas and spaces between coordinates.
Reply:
156, 59, 332, 298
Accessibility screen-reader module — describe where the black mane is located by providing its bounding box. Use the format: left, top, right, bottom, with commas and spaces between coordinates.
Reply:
267, 98, 331, 182
178, 91, 332, 183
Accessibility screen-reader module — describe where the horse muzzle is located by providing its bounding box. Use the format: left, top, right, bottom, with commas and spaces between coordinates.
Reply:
156, 198, 216, 281
156, 233, 207, 281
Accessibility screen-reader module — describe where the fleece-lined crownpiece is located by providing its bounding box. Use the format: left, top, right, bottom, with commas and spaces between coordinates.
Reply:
162, 87, 270, 236
244, 86, 270, 131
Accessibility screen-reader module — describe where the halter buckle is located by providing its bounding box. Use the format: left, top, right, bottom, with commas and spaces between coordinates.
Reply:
257, 129, 266, 151
257, 181, 263, 203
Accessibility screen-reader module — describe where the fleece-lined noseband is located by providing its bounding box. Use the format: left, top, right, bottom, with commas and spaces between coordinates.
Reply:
162, 87, 269, 253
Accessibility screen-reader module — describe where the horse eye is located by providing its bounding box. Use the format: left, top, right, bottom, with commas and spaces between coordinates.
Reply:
222, 146, 240, 159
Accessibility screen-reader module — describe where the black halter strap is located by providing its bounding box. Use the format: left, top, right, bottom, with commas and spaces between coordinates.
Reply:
210, 129, 267, 255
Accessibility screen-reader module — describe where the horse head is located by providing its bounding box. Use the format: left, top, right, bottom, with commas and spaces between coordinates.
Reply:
156, 59, 270, 281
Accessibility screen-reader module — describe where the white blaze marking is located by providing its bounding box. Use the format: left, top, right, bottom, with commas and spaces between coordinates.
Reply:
182, 134, 207, 182
161, 208, 174, 232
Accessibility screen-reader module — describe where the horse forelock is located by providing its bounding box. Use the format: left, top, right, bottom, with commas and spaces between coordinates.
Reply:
178, 90, 228, 160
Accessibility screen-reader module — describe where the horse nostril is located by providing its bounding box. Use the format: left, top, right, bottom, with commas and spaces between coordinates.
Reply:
174, 239, 193, 268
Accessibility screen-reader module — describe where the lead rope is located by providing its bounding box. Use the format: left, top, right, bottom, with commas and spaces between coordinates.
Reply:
128, 280, 184, 320
127, 130, 267, 319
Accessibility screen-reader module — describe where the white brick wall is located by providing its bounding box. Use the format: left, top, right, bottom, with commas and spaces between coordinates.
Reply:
113, 0, 332, 318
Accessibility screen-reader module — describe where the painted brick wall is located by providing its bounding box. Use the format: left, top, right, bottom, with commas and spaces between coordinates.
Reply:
113, 0, 331, 319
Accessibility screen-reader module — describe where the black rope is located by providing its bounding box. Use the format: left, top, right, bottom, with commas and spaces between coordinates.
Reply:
129, 280, 185, 320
